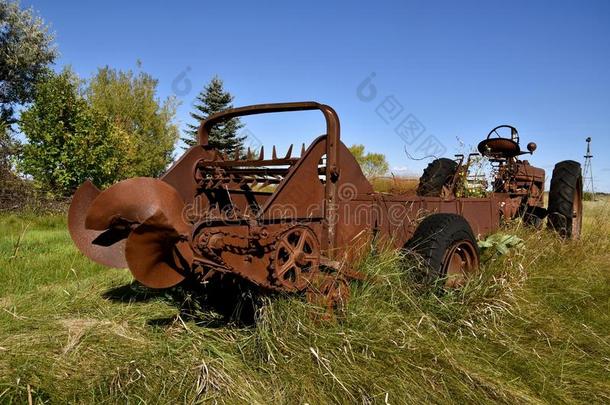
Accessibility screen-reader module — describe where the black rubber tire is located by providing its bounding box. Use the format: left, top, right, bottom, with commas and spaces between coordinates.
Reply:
523, 212, 543, 229
416, 158, 459, 197
405, 213, 480, 284
547, 160, 583, 239
522, 206, 544, 229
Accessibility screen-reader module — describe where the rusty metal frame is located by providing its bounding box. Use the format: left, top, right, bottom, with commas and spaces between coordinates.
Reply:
67, 101, 561, 313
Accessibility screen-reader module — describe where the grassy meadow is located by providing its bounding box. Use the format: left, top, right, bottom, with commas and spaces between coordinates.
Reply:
0, 198, 609, 404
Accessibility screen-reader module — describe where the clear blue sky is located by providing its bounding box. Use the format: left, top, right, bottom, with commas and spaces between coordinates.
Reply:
25, 0, 610, 191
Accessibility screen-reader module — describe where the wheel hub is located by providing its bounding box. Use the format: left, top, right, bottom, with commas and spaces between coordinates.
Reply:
442, 240, 479, 288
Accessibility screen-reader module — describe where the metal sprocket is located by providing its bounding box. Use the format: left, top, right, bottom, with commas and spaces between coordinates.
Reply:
271, 225, 320, 291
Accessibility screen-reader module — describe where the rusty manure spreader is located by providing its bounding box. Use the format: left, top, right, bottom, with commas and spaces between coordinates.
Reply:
68, 102, 583, 312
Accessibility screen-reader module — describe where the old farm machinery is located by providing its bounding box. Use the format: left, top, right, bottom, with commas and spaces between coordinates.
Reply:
68, 102, 583, 310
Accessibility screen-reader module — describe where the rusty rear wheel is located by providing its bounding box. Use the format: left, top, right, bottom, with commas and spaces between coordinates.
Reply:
406, 213, 480, 288
417, 158, 459, 197
572, 186, 583, 238
547, 160, 583, 239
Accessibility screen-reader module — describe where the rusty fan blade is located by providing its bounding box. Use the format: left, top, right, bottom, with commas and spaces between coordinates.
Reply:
68, 180, 128, 268
84, 177, 193, 288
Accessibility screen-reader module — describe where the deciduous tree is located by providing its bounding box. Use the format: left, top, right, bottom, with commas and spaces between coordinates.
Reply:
1, 0, 56, 176
0, 0, 57, 126
1, 123, 13, 173
349, 144, 389, 178
19, 69, 130, 195
87, 66, 179, 178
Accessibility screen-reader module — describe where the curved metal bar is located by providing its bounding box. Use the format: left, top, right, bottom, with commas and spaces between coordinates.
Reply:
197, 101, 341, 179
197, 102, 343, 253
198, 102, 332, 142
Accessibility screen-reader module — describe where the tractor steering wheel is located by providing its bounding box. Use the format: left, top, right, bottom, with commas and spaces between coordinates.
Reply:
486, 125, 519, 144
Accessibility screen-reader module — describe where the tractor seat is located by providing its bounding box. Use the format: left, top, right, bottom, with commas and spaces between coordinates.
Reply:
477, 138, 521, 159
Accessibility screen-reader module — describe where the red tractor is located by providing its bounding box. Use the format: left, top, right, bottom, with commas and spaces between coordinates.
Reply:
68, 102, 583, 310
423, 124, 583, 237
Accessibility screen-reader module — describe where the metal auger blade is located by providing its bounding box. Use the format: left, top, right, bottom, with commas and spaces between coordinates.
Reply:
125, 212, 192, 289
68, 180, 128, 268
83, 177, 193, 288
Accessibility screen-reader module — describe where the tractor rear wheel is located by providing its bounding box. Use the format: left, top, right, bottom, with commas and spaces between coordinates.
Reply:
547, 160, 583, 239
522, 207, 544, 229
416, 158, 459, 197
406, 214, 480, 288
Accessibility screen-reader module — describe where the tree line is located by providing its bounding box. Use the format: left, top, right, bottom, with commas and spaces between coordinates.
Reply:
1, 1, 246, 197
1, 0, 388, 200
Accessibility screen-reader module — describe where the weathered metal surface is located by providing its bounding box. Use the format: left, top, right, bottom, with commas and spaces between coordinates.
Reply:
68, 180, 127, 268
67, 101, 551, 311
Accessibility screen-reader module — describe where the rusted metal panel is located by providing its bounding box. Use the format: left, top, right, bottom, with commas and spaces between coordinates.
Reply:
459, 198, 499, 237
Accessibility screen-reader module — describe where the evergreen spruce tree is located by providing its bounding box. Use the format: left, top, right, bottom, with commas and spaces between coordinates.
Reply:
182, 76, 245, 153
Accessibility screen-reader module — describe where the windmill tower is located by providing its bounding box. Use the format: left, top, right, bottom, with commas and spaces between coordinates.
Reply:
583, 137, 596, 201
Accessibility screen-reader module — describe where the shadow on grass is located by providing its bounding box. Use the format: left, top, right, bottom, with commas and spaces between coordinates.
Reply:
102, 276, 265, 328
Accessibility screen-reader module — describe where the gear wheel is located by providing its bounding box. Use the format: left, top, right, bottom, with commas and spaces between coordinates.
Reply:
271, 226, 320, 291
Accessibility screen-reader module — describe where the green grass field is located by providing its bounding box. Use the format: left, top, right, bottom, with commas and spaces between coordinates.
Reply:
1, 200, 609, 404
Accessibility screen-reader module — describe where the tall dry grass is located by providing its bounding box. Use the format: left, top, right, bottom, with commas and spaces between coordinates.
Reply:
369, 176, 419, 194
0, 199, 608, 403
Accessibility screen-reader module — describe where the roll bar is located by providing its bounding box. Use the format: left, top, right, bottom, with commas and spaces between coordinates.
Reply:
197, 101, 341, 180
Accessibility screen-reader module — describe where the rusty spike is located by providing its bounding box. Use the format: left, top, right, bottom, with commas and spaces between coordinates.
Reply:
301, 143, 305, 156
272, 145, 277, 160
258, 146, 265, 160
247, 147, 253, 160
284, 144, 293, 159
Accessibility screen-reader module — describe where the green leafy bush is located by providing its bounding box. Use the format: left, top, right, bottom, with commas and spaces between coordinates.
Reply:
19, 66, 178, 196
